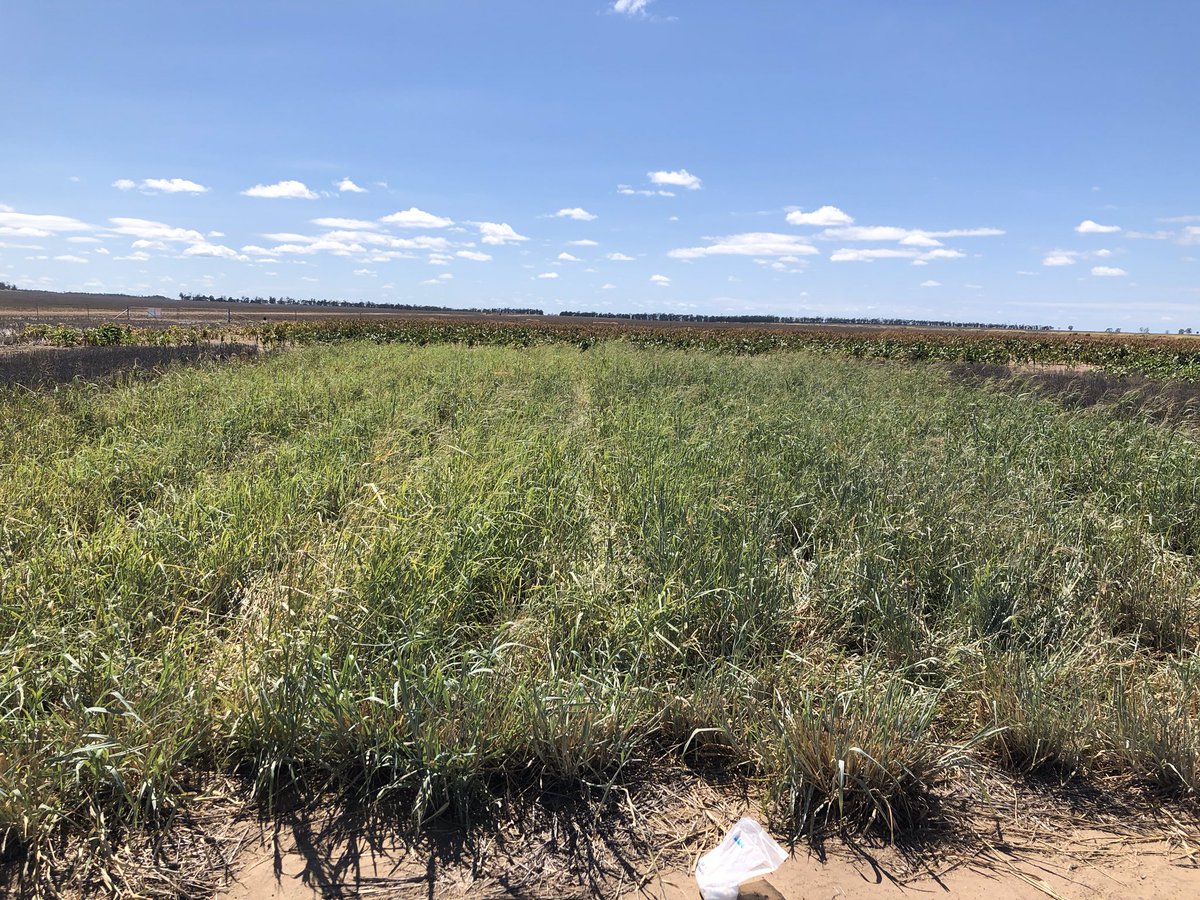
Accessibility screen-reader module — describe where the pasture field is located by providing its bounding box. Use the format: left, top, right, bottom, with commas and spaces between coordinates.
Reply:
2, 340, 1200, 895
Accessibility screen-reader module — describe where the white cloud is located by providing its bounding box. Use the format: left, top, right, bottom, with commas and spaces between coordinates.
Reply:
109, 217, 206, 244
613, 0, 653, 13
421, 273, 454, 285
557, 252, 581, 262
618, 185, 675, 197
66, 236, 103, 244
1091, 265, 1128, 277
141, 178, 209, 194
648, 169, 702, 191
112, 179, 137, 191
337, 178, 367, 193
552, 207, 597, 221
1043, 253, 1077, 266
786, 205, 854, 226
115, 251, 151, 261
53, 254, 88, 264
829, 247, 965, 263
601, 283, 616, 289
456, 249, 492, 262
1076, 219, 1121, 234
353, 268, 376, 276
669, 233, 819, 260
1180, 226, 1200, 246
820, 226, 1004, 242
1126, 230, 1173, 240
312, 217, 380, 230
920, 280, 942, 287
568, 239, 599, 246
380, 207, 454, 229
607, 251, 636, 261
476, 222, 528, 245
537, 272, 559, 279
183, 242, 244, 260
0, 210, 92, 237
241, 180, 318, 200
650, 274, 671, 286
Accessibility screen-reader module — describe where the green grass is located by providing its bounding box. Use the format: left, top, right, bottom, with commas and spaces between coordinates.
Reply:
2, 342, 1198, 878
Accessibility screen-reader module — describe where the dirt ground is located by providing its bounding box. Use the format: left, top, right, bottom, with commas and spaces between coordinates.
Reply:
215, 816, 1198, 900
197, 769, 1200, 900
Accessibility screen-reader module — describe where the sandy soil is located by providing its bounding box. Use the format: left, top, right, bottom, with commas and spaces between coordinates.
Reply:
206, 769, 1200, 900
214, 824, 1199, 899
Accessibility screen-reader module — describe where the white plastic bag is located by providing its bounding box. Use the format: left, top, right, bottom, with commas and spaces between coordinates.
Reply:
694, 817, 787, 900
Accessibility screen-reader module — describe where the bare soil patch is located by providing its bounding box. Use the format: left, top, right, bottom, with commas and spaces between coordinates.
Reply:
206, 772, 1200, 900
0, 342, 259, 387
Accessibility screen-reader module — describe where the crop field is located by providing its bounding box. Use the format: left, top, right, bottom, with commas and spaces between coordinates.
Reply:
3, 339, 1200, 895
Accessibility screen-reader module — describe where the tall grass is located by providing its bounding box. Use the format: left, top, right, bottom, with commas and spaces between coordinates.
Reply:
2, 342, 1199, 878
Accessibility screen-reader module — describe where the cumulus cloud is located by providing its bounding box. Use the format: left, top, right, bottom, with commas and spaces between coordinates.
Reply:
552, 207, 597, 221
183, 242, 244, 260
139, 178, 209, 194
618, 185, 675, 197
241, 180, 319, 200
820, 226, 1004, 242
668, 233, 820, 260
829, 247, 965, 263
53, 254, 88, 263
537, 272, 559, 279
312, 217, 380, 230
607, 251, 635, 261
476, 222, 529, 245
601, 283, 616, 289
568, 239, 599, 246
786, 205, 854, 226
1091, 265, 1128, 277
456, 249, 492, 262
109, 217, 206, 244
920, 280, 942, 287
613, 0, 653, 13
650, 274, 671, 285
1076, 219, 1121, 234
0, 210, 92, 237
1042, 248, 1118, 266
380, 207, 454, 228
557, 252, 581, 261
649, 169, 702, 191
337, 178, 367, 193
112, 179, 137, 191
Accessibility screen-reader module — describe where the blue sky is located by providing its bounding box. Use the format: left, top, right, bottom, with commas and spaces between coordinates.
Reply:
2, 1, 1197, 330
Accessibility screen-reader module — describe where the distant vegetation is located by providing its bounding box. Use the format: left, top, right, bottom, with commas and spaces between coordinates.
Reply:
177, 292, 544, 316
559, 310, 1054, 330
12, 316, 1200, 381
0, 281, 18, 291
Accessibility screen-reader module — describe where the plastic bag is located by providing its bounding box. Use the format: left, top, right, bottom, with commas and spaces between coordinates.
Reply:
694, 817, 787, 900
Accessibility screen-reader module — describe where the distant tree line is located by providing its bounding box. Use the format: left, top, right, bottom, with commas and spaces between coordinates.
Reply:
558, 310, 1054, 331
177, 293, 543, 316
0, 281, 18, 291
